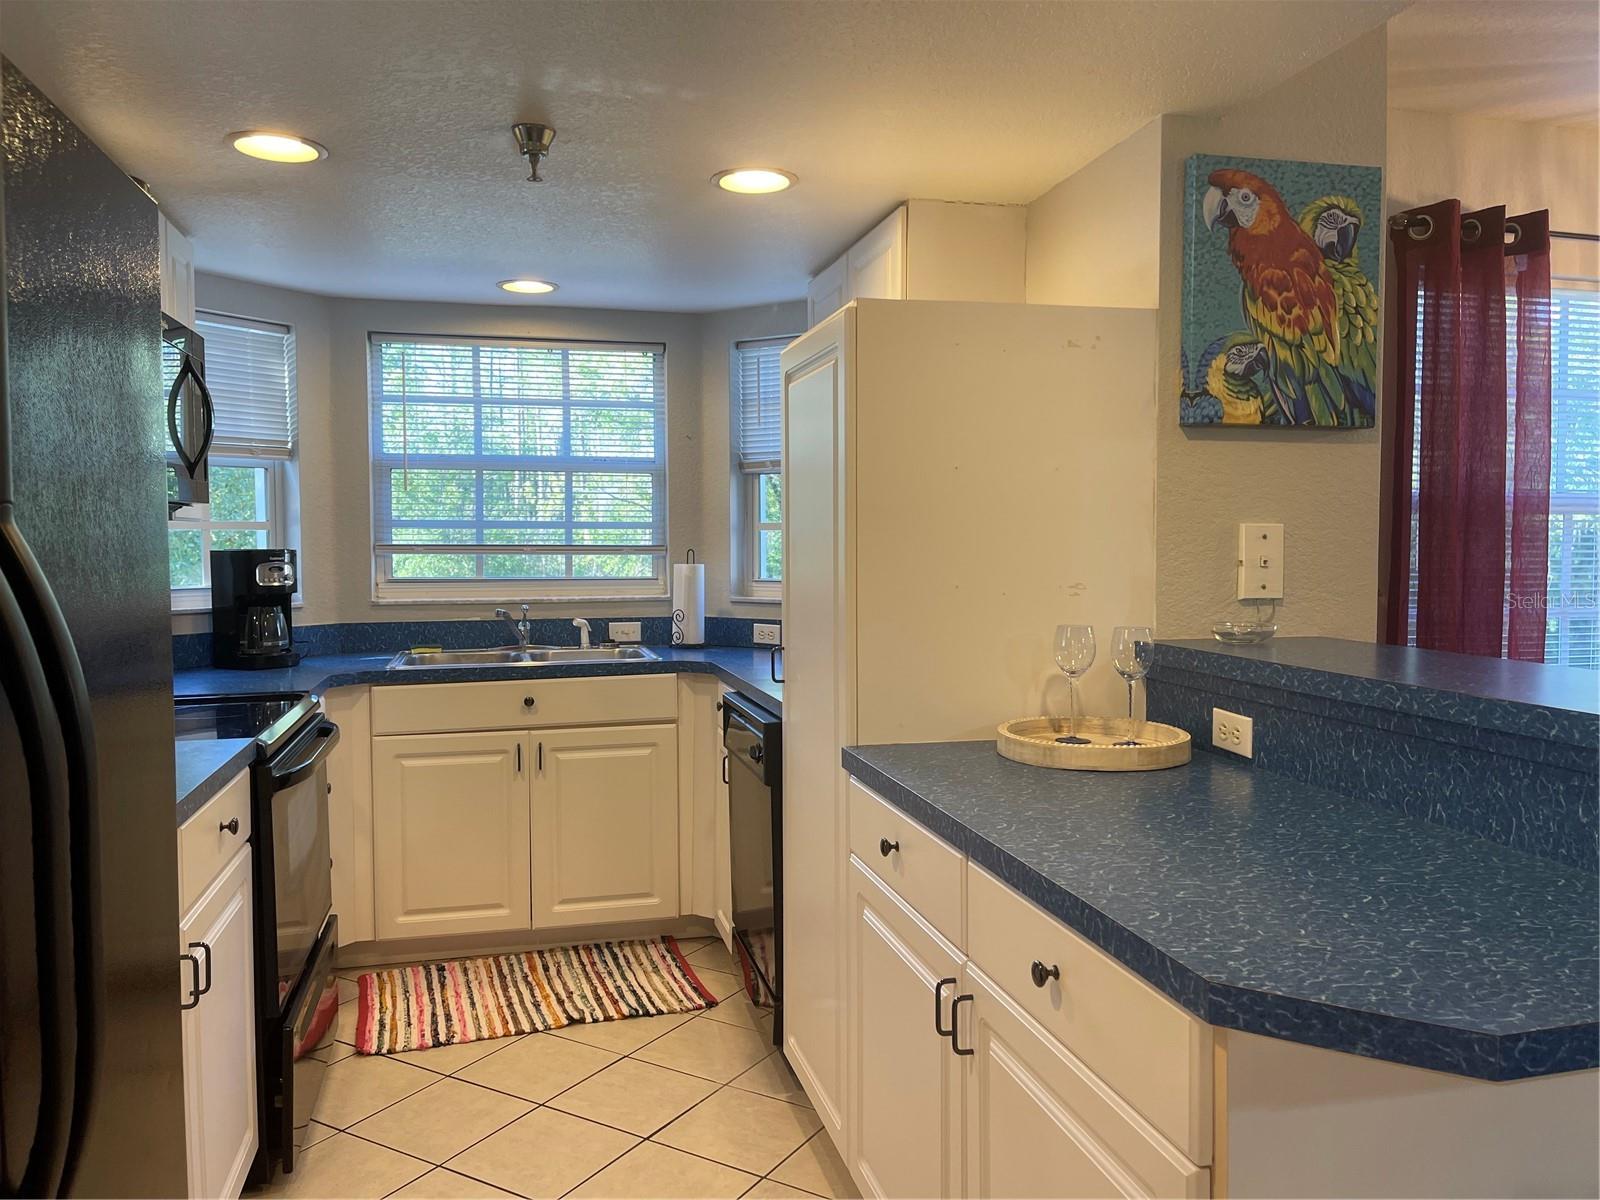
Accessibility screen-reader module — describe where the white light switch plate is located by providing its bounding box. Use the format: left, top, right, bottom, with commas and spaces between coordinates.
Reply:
609, 621, 641, 643
753, 623, 781, 646
1237, 523, 1285, 601
1212, 708, 1254, 757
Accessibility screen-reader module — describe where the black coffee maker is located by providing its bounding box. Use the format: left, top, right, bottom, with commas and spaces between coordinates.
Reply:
211, 549, 302, 669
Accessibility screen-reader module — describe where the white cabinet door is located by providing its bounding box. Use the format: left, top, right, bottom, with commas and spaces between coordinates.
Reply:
713, 700, 735, 953
532, 724, 678, 928
159, 212, 196, 327
372, 731, 531, 940
180, 846, 257, 1200
846, 207, 906, 303
780, 310, 854, 1139
961, 965, 1209, 1200
847, 859, 963, 1199
808, 254, 849, 327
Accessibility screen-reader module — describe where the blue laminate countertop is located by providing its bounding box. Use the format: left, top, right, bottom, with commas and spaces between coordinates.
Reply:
1158, 637, 1598, 746
843, 740, 1599, 1081
175, 738, 256, 825
172, 647, 783, 821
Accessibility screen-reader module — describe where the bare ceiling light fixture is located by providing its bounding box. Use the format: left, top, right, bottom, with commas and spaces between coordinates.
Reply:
512, 123, 556, 182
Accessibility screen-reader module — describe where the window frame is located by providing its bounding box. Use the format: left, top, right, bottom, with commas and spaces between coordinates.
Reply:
167, 310, 297, 609
732, 336, 794, 602
168, 456, 291, 611
367, 332, 670, 603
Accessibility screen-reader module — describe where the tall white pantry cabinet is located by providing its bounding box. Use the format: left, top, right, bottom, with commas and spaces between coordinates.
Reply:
779, 299, 1160, 1150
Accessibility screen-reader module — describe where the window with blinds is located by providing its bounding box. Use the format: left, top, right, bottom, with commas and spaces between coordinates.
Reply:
369, 334, 668, 596
734, 336, 793, 594
167, 313, 296, 601
196, 313, 297, 456
1406, 284, 1600, 666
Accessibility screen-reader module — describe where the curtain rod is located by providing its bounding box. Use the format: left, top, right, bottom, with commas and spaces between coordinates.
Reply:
1387, 213, 1599, 243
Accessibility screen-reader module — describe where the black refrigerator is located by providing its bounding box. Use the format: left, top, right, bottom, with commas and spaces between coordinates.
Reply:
0, 59, 189, 1197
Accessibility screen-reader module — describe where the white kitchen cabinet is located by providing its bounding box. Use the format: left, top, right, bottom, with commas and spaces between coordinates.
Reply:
846, 859, 964, 1200
179, 844, 257, 1200
961, 964, 1209, 1200
372, 730, 531, 940
159, 211, 196, 327
845, 207, 907, 303
713, 697, 736, 953
807, 254, 849, 328
532, 723, 678, 928
804, 200, 1026, 327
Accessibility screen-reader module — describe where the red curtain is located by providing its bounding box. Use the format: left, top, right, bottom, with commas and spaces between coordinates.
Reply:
1382, 202, 1554, 658
1507, 211, 1553, 661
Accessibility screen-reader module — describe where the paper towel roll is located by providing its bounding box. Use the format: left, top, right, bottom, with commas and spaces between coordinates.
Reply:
672, 562, 705, 645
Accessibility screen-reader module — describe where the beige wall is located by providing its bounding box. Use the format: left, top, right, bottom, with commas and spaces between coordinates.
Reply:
1154, 27, 1390, 640
1025, 118, 1163, 308
1021, 29, 1390, 640
1387, 109, 1599, 279
185, 273, 804, 632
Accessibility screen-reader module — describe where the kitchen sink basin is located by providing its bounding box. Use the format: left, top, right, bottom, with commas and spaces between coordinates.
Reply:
386, 646, 659, 669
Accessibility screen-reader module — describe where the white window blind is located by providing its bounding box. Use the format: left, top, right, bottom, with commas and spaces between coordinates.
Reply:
735, 337, 789, 472
195, 313, 296, 457
368, 334, 668, 592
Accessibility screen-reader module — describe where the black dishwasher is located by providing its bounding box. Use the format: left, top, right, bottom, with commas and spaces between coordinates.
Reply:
722, 691, 783, 1045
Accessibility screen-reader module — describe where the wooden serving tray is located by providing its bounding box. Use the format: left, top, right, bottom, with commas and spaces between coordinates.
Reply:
996, 716, 1191, 772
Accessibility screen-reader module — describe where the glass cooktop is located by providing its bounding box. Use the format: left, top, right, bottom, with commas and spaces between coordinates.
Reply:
174, 693, 308, 746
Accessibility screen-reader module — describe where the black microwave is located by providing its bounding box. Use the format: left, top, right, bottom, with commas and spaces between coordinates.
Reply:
162, 313, 213, 514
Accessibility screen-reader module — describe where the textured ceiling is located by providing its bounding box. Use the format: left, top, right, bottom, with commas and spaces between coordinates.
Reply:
2, 0, 1402, 311
1388, 0, 1599, 126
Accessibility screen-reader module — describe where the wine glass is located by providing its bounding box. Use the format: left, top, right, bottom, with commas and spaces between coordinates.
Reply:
1112, 625, 1155, 745
1052, 625, 1096, 744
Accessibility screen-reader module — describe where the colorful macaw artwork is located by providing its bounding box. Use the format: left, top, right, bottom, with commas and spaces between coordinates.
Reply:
1180, 154, 1382, 428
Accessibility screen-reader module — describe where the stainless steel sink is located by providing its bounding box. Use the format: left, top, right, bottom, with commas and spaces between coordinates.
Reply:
386, 645, 659, 670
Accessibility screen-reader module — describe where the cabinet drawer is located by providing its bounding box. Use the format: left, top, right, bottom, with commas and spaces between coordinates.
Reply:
966, 862, 1211, 1164
371, 675, 676, 735
178, 770, 252, 917
847, 778, 964, 948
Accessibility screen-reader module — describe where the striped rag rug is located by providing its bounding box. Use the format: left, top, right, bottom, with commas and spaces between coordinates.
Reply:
354, 936, 717, 1056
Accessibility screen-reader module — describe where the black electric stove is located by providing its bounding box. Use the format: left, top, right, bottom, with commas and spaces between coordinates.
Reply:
174, 693, 315, 757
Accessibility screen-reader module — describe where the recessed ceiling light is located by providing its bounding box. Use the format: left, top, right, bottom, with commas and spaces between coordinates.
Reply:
498, 278, 558, 295
713, 168, 796, 195
229, 131, 328, 163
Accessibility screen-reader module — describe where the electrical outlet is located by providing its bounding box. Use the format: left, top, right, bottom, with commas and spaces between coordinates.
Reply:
609, 621, 641, 643
1211, 707, 1254, 758
753, 623, 782, 646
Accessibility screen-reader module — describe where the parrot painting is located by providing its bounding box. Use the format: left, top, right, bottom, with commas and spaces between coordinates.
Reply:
1203, 334, 1272, 425
1201, 168, 1370, 428
1298, 195, 1378, 419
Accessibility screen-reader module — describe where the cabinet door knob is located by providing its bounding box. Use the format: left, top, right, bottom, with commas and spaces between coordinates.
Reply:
523, 696, 536, 709
179, 953, 202, 1010
951, 994, 975, 1056
879, 837, 900, 858
1030, 960, 1060, 988
219, 816, 239, 836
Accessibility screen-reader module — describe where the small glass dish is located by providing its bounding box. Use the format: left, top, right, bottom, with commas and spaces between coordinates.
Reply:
1212, 621, 1277, 645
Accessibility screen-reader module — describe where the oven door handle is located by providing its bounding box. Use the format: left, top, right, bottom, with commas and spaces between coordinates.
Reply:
269, 719, 340, 789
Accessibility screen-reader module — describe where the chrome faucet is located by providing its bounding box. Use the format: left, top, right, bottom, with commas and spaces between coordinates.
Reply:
495, 603, 532, 649
572, 617, 592, 649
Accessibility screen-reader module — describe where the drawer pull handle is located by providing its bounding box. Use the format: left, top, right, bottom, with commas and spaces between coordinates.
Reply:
951, 993, 974, 1056
879, 838, 899, 857
523, 696, 536, 708
1030, 960, 1060, 988
219, 816, 240, 836
934, 977, 957, 1038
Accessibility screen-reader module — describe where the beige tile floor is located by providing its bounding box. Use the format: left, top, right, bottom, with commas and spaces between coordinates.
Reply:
250, 939, 859, 1200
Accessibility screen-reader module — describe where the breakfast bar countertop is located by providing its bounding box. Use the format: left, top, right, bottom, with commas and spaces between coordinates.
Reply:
842, 740, 1599, 1082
